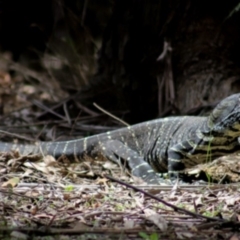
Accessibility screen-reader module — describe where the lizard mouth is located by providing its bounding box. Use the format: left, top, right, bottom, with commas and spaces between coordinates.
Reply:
212, 111, 240, 133
207, 93, 240, 131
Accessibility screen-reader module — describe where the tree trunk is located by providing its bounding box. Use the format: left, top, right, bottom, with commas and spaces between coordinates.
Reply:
91, 0, 240, 123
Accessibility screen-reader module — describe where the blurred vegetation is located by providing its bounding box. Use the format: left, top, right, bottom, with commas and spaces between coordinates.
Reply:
0, 0, 240, 138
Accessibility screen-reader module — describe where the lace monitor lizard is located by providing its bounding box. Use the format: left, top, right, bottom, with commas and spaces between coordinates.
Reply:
1, 93, 240, 184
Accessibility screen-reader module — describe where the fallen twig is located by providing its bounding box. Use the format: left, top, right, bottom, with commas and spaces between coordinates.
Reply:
105, 175, 227, 222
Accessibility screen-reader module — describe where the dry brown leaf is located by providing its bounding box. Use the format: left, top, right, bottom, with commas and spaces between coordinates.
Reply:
23, 155, 62, 182
43, 155, 58, 166
31, 206, 38, 215
2, 177, 19, 188
229, 233, 240, 240
95, 178, 109, 185
0, 71, 11, 90
22, 168, 34, 177
225, 196, 240, 206
195, 195, 203, 206
176, 231, 195, 238
63, 193, 71, 200
34, 213, 53, 219
72, 222, 90, 230
124, 219, 135, 228
134, 194, 144, 208
24, 161, 47, 172
103, 161, 118, 170
143, 208, 168, 231
85, 170, 95, 177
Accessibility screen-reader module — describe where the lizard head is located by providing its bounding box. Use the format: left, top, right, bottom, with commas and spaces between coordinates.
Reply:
207, 93, 240, 134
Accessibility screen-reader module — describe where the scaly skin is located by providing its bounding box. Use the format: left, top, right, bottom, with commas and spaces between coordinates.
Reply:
1, 94, 240, 184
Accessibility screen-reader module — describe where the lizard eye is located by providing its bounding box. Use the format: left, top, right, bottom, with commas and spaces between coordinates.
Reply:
207, 94, 240, 129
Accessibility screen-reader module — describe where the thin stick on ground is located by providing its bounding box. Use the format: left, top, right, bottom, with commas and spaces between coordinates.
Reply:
104, 175, 229, 222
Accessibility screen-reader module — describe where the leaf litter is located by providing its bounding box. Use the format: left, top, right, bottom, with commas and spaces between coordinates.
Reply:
0, 56, 239, 239
0, 150, 239, 239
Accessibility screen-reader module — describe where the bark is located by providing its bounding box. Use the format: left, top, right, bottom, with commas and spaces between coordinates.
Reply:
91, 0, 240, 123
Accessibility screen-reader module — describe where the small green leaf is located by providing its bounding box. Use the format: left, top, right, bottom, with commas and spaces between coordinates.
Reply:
150, 233, 159, 240
65, 185, 74, 192
139, 232, 149, 240
38, 196, 44, 201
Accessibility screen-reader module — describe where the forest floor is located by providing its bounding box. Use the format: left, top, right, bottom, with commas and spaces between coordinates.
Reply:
1, 149, 240, 240
0, 54, 239, 239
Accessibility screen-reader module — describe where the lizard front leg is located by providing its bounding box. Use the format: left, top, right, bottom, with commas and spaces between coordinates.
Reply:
93, 139, 166, 184
167, 146, 186, 180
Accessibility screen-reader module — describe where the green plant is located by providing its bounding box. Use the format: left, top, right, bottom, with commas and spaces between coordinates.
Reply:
64, 185, 74, 192
139, 232, 159, 240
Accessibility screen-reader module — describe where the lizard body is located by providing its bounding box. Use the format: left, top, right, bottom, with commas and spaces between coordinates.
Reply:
1, 94, 240, 184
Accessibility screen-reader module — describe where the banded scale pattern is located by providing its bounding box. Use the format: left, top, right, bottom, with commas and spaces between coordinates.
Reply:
1, 93, 240, 184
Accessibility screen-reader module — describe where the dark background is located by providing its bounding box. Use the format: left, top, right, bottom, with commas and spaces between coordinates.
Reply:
0, 0, 240, 136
